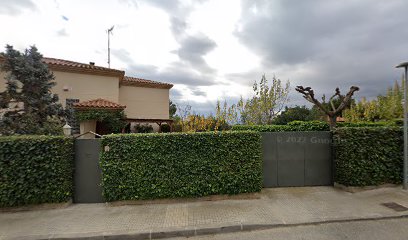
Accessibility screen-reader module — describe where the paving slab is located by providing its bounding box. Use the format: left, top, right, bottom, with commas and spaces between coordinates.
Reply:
1, 186, 408, 239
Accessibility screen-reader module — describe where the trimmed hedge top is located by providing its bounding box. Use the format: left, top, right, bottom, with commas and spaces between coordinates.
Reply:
232, 121, 330, 132
0, 135, 74, 207
100, 131, 262, 201
333, 127, 403, 186
232, 120, 399, 132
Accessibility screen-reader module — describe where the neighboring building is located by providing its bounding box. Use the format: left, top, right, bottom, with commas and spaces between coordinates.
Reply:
0, 57, 173, 135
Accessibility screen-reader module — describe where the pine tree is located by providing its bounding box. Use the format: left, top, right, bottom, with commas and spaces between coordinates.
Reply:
0, 45, 64, 135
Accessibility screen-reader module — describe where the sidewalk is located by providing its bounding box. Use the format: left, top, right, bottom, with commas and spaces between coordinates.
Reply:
1, 186, 408, 240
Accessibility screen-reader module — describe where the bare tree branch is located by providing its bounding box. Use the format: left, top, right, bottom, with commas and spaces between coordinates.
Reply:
295, 85, 359, 129
295, 86, 331, 116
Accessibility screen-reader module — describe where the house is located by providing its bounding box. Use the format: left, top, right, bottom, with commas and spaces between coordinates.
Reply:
0, 57, 173, 135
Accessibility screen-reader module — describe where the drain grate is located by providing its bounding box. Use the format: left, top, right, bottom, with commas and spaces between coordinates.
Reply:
381, 202, 408, 212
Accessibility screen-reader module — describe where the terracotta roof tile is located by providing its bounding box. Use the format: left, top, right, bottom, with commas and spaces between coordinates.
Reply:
122, 76, 173, 89
42, 57, 124, 76
73, 98, 126, 110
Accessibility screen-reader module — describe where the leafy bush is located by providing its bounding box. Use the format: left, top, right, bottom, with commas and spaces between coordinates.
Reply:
100, 131, 262, 201
0, 136, 74, 207
133, 123, 154, 133
333, 127, 403, 186
160, 124, 171, 133
75, 109, 126, 133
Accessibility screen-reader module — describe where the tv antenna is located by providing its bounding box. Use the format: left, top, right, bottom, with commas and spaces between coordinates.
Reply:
107, 25, 114, 68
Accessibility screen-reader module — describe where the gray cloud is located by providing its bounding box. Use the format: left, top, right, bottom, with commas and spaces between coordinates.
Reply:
225, 70, 263, 86
236, 0, 408, 100
170, 16, 187, 41
115, 0, 217, 89
191, 88, 207, 97
170, 88, 183, 100
112, 48, 134, 64
117, 0, 138, 8
56, 28, 68, 37
176, 33, 217, 74
127, 61, 215, 87
0, 0, 36, 15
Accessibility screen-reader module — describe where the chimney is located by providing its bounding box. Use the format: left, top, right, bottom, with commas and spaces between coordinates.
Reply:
89, 62, 95, 66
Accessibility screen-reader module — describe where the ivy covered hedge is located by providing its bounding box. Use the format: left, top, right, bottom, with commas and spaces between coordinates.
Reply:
333, 127, 403, 186
100, 131, 262, 201
232, 121, 330, 132
75, 109, 127, 133
232, 120, 399, 132
0, 136, 74, 207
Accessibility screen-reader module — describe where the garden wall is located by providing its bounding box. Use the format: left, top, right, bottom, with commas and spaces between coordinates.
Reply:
0, 136, 74, 207
100, 131, 262, 201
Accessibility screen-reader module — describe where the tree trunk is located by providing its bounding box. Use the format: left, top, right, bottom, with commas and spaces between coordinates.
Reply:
329, 115, 337, 130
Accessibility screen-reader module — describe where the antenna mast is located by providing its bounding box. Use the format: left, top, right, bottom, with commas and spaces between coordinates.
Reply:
107, 26, 114, 68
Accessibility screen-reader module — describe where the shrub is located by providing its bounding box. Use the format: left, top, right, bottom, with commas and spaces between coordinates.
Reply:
133, 123, 154, 133
0, 136, 74, 207
333, 127, 403, 186
75, 109, 127, 133
160, 124, 171, 133
100, 131, 262, 201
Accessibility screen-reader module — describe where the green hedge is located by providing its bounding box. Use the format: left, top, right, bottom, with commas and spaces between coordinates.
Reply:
232, 120, 398, 132
337, 121, 399, 128
333, 127, 403, 186
231, 121, 330, 132
100, 131, 262, 201
0, 136, 74, 207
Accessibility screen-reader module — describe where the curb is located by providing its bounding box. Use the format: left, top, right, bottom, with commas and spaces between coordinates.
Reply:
23, 214, 408, 240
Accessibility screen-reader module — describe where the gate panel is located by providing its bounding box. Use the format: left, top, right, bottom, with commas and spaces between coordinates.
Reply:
262, 133, 278, 187
304, 132, 332, 186
277, 132, 305, 187
262, 132, 332, 187
74, 139, 104, 203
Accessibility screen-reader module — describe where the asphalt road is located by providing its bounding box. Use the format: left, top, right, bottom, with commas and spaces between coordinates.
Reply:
171, 218, 408, 240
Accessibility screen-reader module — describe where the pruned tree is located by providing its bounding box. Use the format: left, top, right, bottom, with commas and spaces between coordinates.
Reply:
295, 86, 359, 129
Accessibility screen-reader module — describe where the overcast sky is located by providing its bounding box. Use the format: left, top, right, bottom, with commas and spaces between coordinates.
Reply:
1, 0, 407, 114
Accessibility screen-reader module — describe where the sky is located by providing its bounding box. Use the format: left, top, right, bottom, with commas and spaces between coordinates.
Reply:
1, 0, 408, 114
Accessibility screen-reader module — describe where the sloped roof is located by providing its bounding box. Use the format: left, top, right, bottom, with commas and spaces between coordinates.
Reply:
42, 57, 125, 77
73, 98, 126, 110
122, 76, 173, 89
1, 55, 173, 88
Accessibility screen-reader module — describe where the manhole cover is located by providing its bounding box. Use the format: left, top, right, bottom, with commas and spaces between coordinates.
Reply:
381, 202, 408, 212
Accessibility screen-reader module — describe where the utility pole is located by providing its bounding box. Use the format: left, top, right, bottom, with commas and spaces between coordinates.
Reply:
396, 62, 408, 190
107, 26, 114, 68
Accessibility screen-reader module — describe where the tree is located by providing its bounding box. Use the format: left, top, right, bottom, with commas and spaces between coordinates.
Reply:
169, 100, 177, 119
343, 79, 404, 122
295, 86, 359, 129
176, 103, 192, 132
0, 45, 64, 135
238, 75, 290, 124
272, 105, 314, 125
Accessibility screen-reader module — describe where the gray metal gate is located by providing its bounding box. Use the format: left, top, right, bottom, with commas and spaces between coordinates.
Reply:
74, 139, 104, 203
262, 132, 332, 187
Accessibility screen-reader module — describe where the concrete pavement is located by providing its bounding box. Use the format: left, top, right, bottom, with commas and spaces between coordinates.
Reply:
170, 217, 408, 240
0, 186, 408, 239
